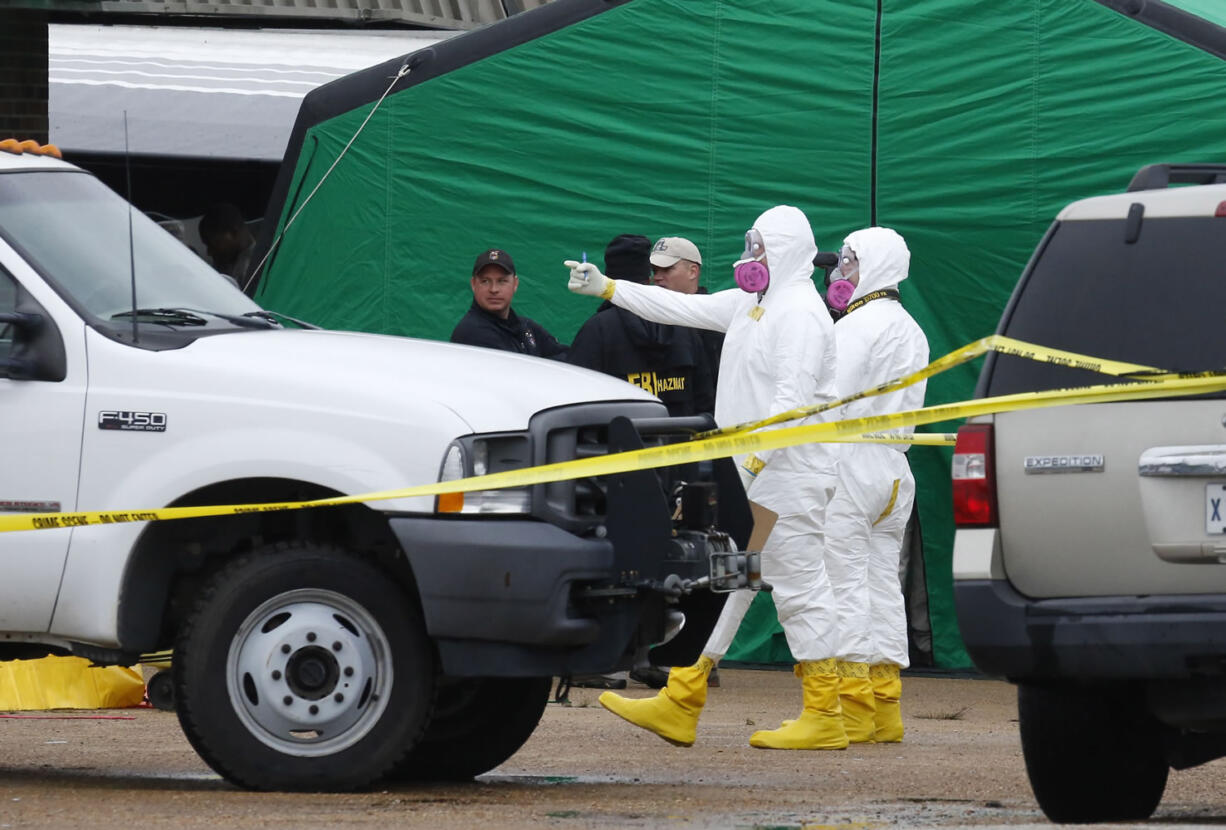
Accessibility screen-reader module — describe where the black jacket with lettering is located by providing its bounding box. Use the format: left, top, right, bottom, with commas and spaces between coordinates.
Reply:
567, 302, 715, 418
450, 301, 568, 359
695, 287, 725, 384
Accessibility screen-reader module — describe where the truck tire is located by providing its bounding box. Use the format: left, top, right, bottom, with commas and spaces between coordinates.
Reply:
387, 675, 551, 781
174, 542, 436, 791
1018, 681, 1168, 823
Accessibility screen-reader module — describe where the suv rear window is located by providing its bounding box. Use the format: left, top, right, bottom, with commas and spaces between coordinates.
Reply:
984, 215, 1226, 397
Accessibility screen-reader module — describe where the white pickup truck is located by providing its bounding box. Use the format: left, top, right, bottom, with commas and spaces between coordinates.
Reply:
0, 144, 753, 790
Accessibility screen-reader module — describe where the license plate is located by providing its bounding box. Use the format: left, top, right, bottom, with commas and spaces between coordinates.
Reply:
1208, 483, 1226, 534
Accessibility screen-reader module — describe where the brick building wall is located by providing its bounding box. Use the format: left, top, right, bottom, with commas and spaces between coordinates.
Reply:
0, 9, 49, 144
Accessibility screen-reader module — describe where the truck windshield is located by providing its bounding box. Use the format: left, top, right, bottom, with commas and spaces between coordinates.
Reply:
0, 170, 260, 323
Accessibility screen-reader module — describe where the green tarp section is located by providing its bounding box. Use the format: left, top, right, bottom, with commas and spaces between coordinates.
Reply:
258, 0, 1226, 668
1165, 0, 1226, 28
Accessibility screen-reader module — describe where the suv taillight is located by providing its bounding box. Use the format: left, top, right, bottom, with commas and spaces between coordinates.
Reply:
952, 423, 998, 527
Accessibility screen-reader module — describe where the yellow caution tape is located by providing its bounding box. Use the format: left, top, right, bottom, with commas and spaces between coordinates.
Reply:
695, 334, 1164, 440
853, 432, 957, 447
2, 371, 1224, 535
0, 336, 1220, 535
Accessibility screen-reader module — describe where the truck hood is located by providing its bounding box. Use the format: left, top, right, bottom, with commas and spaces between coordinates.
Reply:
175, 328, 659, 433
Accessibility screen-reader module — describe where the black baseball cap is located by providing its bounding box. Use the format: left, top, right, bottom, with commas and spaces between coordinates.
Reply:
472, 248, 515, 276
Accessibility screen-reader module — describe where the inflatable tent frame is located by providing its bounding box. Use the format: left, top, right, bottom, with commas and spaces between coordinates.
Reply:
252, 0, 1226, 667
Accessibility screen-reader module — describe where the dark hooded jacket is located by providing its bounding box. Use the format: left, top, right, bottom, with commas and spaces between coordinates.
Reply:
450, 301, 568, 359
568, 300, 715, 417
695, 286, 724, 383
568, 233, 715, 416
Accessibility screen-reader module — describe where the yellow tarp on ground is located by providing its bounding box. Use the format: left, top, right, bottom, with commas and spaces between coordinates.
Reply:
0, 656, 145, 710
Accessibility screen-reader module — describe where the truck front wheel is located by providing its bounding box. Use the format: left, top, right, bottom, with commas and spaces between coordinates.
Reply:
1018, 681, 1168, 823
387, 675, 551, 781
174, 542, 436, 791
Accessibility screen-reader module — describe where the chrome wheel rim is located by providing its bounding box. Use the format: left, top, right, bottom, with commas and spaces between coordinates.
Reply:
226, 588, 393, 757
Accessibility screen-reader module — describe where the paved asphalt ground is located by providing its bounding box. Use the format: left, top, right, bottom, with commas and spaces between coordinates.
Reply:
1, 669, 1225, 829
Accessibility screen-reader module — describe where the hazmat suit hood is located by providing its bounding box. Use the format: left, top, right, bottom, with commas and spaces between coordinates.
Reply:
754, 205, 818, 293
825, 225, 928, 671
843, 227, 909, 302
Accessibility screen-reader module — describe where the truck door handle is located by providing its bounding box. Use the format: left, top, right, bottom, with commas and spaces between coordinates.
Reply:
1138, 445, 1226, 477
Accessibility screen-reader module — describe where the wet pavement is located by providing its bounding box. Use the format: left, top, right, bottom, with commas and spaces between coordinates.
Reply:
2, 670, 1226, 828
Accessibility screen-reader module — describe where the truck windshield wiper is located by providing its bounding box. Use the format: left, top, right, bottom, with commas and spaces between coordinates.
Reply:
111, 308, 275, 329
111, 308, 208, 326
196, 309, 276, 328
243, 310, 319, 330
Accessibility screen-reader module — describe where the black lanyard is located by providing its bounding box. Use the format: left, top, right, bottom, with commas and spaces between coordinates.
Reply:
843, 289, 900, 316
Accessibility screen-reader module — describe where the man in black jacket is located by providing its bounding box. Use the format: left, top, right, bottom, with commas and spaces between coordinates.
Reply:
450, 248, 567, 359
568, 235, 714, 418
650, 236, 724, 385
567, 234, 716, 691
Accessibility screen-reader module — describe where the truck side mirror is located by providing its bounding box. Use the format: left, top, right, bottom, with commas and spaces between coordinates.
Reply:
0, 303, 66, 382
0, 311, 41, 379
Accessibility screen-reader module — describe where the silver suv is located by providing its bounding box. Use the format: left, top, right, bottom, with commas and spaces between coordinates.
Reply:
952, 163, 1226, 824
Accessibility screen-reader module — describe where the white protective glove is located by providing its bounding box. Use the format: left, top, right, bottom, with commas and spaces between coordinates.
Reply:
564, 260, 616, 300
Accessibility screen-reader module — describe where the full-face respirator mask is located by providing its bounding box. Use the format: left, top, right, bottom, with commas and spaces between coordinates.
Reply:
825, 244, 859, 312
733, 228, 769, 293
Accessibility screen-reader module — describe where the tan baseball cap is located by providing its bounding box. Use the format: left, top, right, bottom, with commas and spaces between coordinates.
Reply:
650, 236, 702, 267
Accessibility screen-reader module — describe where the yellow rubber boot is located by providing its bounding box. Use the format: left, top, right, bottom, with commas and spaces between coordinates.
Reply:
749, 659, 848, 750
598, 656, 714, 747
871, 663, 904, 743
837, 661, 876, 744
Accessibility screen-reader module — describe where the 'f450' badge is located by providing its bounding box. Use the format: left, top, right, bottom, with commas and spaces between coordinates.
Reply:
98, 411, 167, 432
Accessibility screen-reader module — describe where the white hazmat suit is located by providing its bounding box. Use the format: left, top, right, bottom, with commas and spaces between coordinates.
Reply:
567, 205, 847, 750
823, 226, 929, 744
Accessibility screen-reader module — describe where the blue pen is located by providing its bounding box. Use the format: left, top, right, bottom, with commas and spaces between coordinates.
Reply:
582, 251, 587, 265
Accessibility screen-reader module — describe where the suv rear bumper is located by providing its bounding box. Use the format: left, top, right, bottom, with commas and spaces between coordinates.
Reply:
956, 578, 1226, 679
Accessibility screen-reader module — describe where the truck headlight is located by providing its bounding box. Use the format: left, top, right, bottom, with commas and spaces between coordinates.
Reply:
436, 435, 533, 515
440, 443, 466, 482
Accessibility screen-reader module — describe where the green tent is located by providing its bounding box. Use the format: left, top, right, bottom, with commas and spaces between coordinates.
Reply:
253, 0, 1226, 669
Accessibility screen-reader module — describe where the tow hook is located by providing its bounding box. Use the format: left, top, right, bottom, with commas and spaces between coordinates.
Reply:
654, 551, 772, 597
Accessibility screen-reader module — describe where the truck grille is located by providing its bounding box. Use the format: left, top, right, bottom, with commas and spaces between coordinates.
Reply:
529, 401, 667, 534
